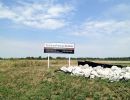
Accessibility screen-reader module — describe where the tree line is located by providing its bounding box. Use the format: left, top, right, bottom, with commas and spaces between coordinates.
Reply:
0, 56, 130, 61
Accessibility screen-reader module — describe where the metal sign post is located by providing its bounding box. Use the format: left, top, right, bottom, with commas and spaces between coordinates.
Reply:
69, 55, 70, 67
48, 54, 50, 68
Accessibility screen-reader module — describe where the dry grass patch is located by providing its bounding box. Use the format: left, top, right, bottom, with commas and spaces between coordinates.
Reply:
0, 60, 130, 100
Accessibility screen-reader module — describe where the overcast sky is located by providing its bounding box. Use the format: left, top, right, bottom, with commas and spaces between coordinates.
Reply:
0, 0, 130, 58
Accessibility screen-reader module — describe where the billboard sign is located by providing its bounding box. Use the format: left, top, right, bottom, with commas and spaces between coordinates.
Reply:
44, 43, 75, 54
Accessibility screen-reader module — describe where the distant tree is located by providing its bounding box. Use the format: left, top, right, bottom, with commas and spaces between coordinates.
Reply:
56, 57, 66, 60
38, 56, 42, 60
49, 56, 53, 60
9, 58, 15, 60
26, 56, 34, 60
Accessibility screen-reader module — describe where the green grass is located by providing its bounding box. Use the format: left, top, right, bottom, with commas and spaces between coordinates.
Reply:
0, 60, 130, 100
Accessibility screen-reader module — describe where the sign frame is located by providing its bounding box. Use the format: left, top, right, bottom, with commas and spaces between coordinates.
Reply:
44, 42, 75, 68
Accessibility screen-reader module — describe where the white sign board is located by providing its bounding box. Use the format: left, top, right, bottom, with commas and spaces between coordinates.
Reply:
44, 43, 75, 54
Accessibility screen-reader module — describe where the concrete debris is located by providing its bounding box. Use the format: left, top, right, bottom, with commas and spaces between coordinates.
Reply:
60, 65, 130, 82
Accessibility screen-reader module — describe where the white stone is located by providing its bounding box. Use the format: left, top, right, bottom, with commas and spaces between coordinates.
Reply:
60, 65, 130, 82
91, 70, 99, 77
60, 66, 68, 72
124, 72, 130, 80
90, 74, 95, 79
125, 67, 130, 72
67, 66, 75, 72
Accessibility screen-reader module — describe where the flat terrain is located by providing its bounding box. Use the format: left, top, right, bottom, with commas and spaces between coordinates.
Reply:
0, 60, 130, 100
94, 60, 130, 66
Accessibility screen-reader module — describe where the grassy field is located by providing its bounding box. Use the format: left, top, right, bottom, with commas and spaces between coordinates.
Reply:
94, 60, 130, 67
0, 60, 130, 100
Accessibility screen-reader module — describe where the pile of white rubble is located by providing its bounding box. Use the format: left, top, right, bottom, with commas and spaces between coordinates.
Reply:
60, 65, 130, 82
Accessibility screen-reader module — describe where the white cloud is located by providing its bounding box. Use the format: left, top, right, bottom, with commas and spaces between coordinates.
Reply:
68, 19, 130, 57
70, 20, 130, 37
47, 4, 73, 17
0, 1, 74, 30
0, 3, 16, 19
